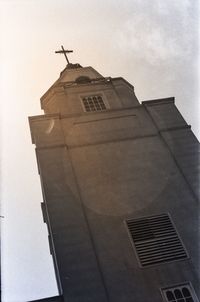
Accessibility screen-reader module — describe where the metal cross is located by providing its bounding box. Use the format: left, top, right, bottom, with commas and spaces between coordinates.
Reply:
55, 45, 73, 64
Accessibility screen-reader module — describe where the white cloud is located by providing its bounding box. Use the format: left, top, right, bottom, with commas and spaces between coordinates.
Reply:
115, 0, 197, 64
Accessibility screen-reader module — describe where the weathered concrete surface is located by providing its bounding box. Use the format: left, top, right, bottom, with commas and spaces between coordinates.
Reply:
29, 65, 200, 302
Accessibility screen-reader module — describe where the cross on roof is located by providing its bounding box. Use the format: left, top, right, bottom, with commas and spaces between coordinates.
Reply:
55, 45, 73, 64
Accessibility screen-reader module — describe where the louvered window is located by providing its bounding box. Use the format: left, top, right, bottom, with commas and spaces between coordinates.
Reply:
81, 95, 107, 112
162, 283, 199, 302
126, 214, 188, 267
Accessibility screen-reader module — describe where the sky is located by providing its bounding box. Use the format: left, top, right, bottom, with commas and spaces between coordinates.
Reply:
0, 0, 199, 301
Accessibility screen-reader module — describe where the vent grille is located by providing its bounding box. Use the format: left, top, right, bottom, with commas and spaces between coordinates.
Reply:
126, 214, 188, 267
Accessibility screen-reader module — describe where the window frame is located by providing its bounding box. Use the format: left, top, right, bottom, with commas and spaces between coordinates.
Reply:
160, 282, 199, 302
80, 93, 109, 113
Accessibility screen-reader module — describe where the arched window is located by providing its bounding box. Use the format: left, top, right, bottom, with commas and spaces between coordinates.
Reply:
166, 290, 175, 301
162, 284, 198, 302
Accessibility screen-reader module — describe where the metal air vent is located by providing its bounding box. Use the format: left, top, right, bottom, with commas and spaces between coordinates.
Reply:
126, 214, 188, 267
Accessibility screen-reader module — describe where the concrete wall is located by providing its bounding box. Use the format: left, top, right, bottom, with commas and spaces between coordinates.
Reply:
40, 78, 139, 115
29, 69, 200, 302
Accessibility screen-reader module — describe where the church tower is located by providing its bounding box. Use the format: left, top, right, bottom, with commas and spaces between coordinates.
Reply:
29, 48, 200, 302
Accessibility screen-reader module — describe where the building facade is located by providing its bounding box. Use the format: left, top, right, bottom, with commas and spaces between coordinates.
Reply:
29, 62, 200, 302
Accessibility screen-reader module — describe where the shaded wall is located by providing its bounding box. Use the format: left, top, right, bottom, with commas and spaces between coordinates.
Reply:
29, 77, 200, 302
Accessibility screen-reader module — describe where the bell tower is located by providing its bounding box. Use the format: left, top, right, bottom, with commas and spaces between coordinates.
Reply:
29, 49, 200, 302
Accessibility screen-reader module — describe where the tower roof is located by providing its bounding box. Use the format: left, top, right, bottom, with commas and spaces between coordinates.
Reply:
59, 63, 83, 76
40, 65, 104, 107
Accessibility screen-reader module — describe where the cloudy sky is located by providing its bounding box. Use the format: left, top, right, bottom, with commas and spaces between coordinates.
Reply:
1, 0, 199, 301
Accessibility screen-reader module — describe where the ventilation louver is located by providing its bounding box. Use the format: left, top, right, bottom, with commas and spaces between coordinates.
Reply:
126, 214, 188, 267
